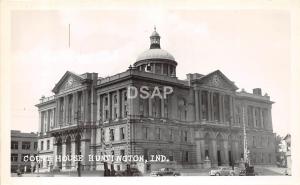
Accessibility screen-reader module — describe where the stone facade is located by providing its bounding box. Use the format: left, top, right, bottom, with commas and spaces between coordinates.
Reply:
35, 29, 276, 172
11, 130, 38, 173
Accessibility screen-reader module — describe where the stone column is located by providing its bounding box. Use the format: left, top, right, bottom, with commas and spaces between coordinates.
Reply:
211, 139, 217, 167
83, 90, 89, 123
207, 92, 211, 121
53, 142, 58, 168
40, 112, 44, 135
233, 140, 239, 163
57, 98, 61, 126
211, 92, 214, 121
61, 138, 67, 171
229, 96, 234, 125
252, 107, 256, 128
223, 140, 229, 165
117, 90, 121, 119
194, 90, 199, 121
71, 138, 76, 171
199, 90, 202, 121
260, 108, 263, 128
38, 111, 42, 135
200, 139, 206, 160
218, 93, 223, 123
161, 95, 165, 118
44, 110, 49, 135
222, 95, 226, 123
80, 139, 91, 170
72, 93, 77, 125
96, 94, 101, 122
195, 140, 202, 168
107, 92, 111, 120
65, 96, 69, 125
149, 97, 153, 117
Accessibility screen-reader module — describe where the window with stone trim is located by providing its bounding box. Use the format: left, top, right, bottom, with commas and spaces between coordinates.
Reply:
156, 127, 161, 140
41, 141, 44, 150
120, 127, 125, 140
47, 140, 50, 150
11, 154, 18, 162
22, 141, 31, 150
109, 129, 115, 141
11, 141, 18, 150
169, 129, 173, 141
185, 151, 189, 162
184, 131, 188, 142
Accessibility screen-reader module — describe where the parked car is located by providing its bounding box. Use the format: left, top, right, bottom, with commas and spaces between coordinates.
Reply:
150, 168, 181, 176
209, 167, 237, 176
239, 166, 256, 176
115, 167, 142, 176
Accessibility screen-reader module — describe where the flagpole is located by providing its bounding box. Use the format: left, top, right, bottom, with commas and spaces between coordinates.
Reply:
68, 24, 70, 48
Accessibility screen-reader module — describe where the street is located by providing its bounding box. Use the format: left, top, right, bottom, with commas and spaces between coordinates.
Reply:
11, 166, 288, 177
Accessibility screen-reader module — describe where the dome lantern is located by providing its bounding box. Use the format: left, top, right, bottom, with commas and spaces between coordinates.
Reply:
150, 26, 161, 49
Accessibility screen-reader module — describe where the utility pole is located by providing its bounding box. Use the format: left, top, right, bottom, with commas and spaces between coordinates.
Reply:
229, 115, 234, 170
242, 105, 250, 166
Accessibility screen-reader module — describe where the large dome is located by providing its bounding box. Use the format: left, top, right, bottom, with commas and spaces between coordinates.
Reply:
136, 48, 175, 62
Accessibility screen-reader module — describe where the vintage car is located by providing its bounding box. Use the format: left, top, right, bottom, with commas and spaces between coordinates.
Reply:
209, 166, 237, 176
150, 168, 181, 176
239, 166, 256, 176
114, 167, 142, 176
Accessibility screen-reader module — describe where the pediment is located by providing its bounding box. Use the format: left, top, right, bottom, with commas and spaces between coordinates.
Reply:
198, 70, 238, 91
52, 71, 83, 94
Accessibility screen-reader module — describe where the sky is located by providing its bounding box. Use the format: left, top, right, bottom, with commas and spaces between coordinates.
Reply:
10, 9, 291, 136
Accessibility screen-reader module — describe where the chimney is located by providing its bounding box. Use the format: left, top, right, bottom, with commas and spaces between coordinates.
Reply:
253, 88, 262, 96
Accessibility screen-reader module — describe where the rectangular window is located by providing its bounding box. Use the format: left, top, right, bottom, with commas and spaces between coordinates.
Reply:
110, 129, 115, 141
120, 149, 125, 157
144, 127, 149, 140
11, 141, 18, 150
41, 141, 44, 150
105, 96, 108, 106
114, 107, 117, 119
47, 140, 50, 150
34, 142, 38, 150
114, 94, 117, 104
205, 150, 209, 158
185, 151, 189, 162
22, 141, 31, 150
124, 105, 128, 117
184, 131, 188, 142
169, 129, 173, 141
169, 151, 174, 161
156, 128, 161, 140
11, 154, 18, 162
120, 127, 125, 140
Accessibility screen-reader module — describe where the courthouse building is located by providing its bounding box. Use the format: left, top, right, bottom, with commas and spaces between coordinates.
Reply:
35, 28, 276, 172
